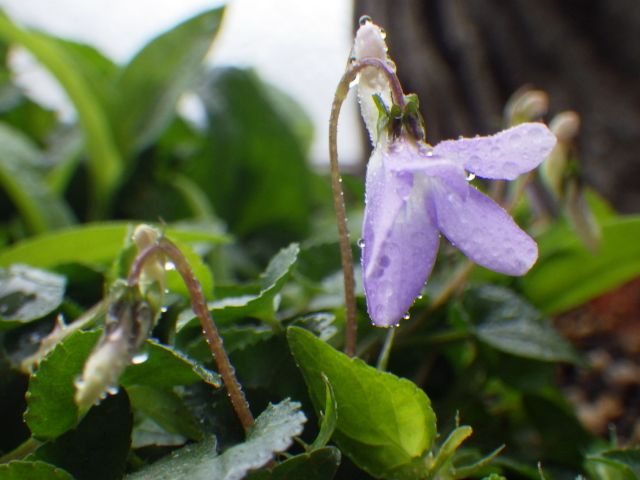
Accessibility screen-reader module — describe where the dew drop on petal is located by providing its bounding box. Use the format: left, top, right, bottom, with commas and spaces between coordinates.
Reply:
466, 172, 476, 181
357, 238, 366, 248
403, 312, 410, 320
106, 385, 120, 396
359, 15, 372, 26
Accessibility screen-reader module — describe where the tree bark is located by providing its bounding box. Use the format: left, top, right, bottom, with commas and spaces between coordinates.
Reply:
355, 0, 640, 212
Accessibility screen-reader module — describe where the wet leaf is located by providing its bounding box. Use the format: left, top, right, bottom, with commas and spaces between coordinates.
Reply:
247, 447, 341, 480
287, 327, 436, 479
0, 265, 65, 329
463, 286, 578, 363
126, 399, 306, 480
0, 461, 74, 479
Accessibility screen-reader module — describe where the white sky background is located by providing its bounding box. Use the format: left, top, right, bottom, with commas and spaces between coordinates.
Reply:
0, 0, 363, 165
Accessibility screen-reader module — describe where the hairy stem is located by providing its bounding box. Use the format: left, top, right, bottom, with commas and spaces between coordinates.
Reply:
129, 239, 254, 433
330, 58, 406, 357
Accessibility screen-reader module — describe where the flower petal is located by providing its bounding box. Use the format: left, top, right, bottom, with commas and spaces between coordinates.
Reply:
431, 182, 538, 275
433, 123, 556, 180
362, 150, 440, 327
385, 142, 469, 200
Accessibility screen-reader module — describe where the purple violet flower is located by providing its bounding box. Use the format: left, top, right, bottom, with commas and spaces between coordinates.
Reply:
361, 125, 557, 327
352, 20, 557, 327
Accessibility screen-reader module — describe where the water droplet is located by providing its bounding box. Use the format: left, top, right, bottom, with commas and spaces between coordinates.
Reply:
466, 172, 476, 181
106, 385, 120, 396
359, 15, 372, 26
160, 306, 168, 313
74, 377, 85, 390
426, 150, 434, 157
132, 352, 149, 365
164, 261, 176, 271
357, 238, 366, 248
417, 295, 424, 300
403, 312, 410, 320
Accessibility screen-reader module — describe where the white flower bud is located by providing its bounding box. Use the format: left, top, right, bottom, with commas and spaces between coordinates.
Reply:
353, 18, 393, 145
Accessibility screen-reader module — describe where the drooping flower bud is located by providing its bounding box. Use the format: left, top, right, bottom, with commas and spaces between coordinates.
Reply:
75, 282, 153, 410
353, 17, 394, 145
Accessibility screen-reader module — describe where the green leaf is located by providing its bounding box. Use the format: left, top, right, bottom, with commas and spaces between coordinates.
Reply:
179, 243, 299, 328
127, 384, 203, 441
30, 391, 132, 480
587, 449, 640, 480
25, 330, 101, 439
463, 286, 578, 363
0, 222, 228, 269
247, 447, 341, 480
196, 68, 313, 239
0, 461, 74, 479
126, 399, 307, 480
0, 265, 65, 329
0, 123, 75, 232
119, 339, 221, 389
524, 216, 640, 314
309, 375, 337, 451
110, 7, 225, 156
426, 426, 473, 478
287, 327, 436, 479
26, 330, 219, 439
0, 11, 122, 214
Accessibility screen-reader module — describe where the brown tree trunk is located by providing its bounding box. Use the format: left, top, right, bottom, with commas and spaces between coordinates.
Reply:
355, 0, 640, 212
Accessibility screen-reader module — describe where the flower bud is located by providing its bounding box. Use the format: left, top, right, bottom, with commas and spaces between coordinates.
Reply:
353, 18, 393, 145
504, 89, 549, 126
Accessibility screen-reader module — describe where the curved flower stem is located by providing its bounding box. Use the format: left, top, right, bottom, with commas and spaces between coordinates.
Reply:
129, 239, 254, 434
330, 58, 406, 357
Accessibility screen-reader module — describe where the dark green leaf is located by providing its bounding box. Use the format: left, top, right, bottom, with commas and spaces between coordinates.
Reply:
463, 286, 578, 363
0, 461, 74, 479
30, 390, 132, 480
587, 449, 640, 480
247, 447, 341, 480
25, 330, 100, 439
196, 67, 313, 239
0, 265, 65, 329
179, 243, 299, 328
111, 7, 225, 156
524, 215, 640, 314
127, 384, 203, 441
119, 339, 221, 389
126, 399, 306, 480
26, 330, 219, 439
287, 327, 436, 479
0, 123, 75, 232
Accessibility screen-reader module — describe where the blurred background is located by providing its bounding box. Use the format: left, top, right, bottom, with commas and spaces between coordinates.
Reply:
1, 0, 638, 212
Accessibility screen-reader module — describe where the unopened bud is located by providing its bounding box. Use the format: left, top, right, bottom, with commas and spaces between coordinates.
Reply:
132, 224, 166, 302
75, 284, 153, 411
353, 18, 393, 145
505, 89, 549, 126
549, 111, 580, 143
